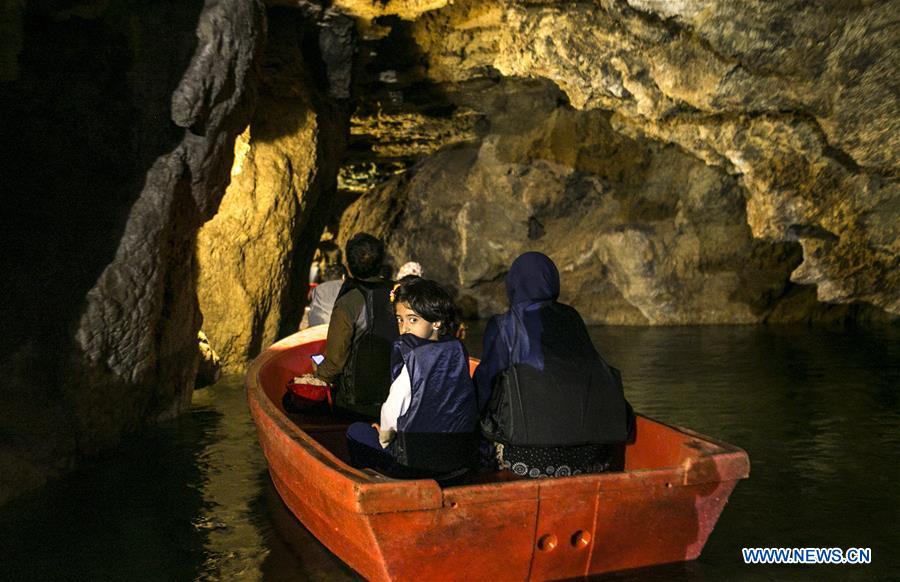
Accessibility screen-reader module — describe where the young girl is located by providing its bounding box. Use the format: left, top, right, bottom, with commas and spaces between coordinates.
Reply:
345, 278, 478, 476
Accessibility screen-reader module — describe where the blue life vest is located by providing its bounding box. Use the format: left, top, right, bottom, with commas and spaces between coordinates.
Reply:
390, 334, 479, 473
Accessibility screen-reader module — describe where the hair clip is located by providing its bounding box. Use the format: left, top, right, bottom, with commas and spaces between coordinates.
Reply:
389, 283, 400, 303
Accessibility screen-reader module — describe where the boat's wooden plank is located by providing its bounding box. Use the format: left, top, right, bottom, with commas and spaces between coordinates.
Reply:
529, 478, 599, 579
270, 470, 391, 582
585, 476, 735, 573
368, 498, 539, 581
442, 478, 540, 506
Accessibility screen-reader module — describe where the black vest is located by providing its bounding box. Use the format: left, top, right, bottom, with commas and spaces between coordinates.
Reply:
481, 303, 633, 447
334, 278, 398, 417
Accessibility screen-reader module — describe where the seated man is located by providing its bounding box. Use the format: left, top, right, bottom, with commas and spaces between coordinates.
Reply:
315, 233, 398, 417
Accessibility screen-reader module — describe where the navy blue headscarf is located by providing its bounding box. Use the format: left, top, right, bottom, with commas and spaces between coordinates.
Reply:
474, 253, 632, 447
473, 252, 563, 411
505, 252, 560, 308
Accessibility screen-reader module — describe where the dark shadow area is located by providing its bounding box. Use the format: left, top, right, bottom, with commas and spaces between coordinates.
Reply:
0, 0, 215, 512
0, 405, 223, 581
0, 0, 205, 360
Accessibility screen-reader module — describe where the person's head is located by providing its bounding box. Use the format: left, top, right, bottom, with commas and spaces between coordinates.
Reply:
396, 261, 423, 280
392, 278, 458, 340
505, 252, 560, 306
345, 233, 385, 279
317, 240, 342, 265
321, 263, 346, 282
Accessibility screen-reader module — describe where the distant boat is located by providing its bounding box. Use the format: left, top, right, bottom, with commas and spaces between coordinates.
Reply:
247, 326, 750, 580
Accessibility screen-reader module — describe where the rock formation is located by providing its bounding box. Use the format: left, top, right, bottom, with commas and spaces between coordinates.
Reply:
339, 90, 854, 324
1, 0, 897, 507
336, 0, 899, 320
0, 0, 265, 505
196, 331, 223, 388
196, 7, 353, 371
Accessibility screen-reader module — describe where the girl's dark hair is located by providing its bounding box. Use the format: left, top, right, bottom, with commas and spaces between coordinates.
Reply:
393, 278, 459, 337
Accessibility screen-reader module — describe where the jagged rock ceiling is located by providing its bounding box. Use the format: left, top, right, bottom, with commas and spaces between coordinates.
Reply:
317, 0, 898, 317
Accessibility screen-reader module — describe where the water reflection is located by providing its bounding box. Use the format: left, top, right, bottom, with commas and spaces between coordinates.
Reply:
0, 407, 223, 581
578, 325, 900, 582
251, 477, 357, 581
183, 383, 357, 581
0, 325, 896, 581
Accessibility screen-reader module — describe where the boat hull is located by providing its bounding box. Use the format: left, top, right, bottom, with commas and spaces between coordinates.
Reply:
247, 327, 749, 580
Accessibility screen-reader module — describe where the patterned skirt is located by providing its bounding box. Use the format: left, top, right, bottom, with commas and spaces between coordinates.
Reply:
495, 442, 623, 478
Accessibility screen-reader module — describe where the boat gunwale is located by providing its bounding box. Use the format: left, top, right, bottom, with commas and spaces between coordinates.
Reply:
246, 326, 406, 485
247, 327, 750, 515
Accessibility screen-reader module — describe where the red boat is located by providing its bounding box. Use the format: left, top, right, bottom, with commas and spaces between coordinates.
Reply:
247, 326, 750, 580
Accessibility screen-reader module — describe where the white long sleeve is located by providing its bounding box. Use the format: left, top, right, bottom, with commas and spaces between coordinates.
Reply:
379, 364, 412, 448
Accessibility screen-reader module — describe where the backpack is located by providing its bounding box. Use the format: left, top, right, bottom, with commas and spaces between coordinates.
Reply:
334, 279, 398, 416
480, 313, 632, 447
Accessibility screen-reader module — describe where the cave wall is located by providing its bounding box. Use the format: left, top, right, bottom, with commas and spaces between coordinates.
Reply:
410, 0, 900, 315
1, 0, 896, 507
196, 7, 353, 371
335, 0, 899, 319
0, 0, 265, 505
339, 83, 863, 324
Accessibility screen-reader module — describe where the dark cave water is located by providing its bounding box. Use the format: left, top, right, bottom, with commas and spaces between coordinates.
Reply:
1, 324, 898, 581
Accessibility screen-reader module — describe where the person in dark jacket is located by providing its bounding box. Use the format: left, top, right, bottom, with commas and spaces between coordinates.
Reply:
474, 252, 633, 478
315, 233, 398, 417
346, 278, 478, 476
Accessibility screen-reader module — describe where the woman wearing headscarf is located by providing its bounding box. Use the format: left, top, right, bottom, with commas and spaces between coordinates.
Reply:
474, 252, 633, 478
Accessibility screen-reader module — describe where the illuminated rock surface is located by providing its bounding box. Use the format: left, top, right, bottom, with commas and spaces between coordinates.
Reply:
1, 0, 897, 505
196, 10, 352, 370
337, 0, 899, 319
340, 95, 875, 324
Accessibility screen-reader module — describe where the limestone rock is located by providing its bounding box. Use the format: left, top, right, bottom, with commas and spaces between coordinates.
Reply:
196, 8, 352, 371
337, 14, 491, 195
196, 331, 222, 388
340, 100, 821, 324
332, 0, 449, 21
339, 0, 900, 316
0, 0, 265, 506
351, 110, 481, 159
73, 0, 264, 414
